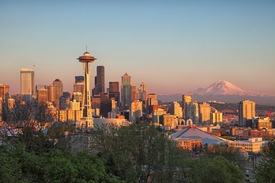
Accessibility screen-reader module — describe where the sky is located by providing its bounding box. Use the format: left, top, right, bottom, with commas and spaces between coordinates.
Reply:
0, 0, 275, 95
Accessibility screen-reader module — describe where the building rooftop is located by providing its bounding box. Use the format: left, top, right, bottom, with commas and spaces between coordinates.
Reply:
170, 127, 230, 145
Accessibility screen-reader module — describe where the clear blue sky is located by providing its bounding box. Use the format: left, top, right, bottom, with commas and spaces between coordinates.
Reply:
1, 0, 274, 95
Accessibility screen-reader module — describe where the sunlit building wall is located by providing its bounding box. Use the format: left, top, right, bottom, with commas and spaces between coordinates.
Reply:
170, 101, 182, 118
163, 114, 177, 126
0, 84, 9, 103
70, 99, 80, 111
48, 84, 56, 104
20, 68, 34, 95
199, 102, 211, 125
53, 79, 63, 110
182, 95, 192, 120
73, 81, 84, 95
152, 108, 167, 124
212, 111, 223, 123
130, 100, 143, 122
37, 88, 48, 105
239, 100, 255, 127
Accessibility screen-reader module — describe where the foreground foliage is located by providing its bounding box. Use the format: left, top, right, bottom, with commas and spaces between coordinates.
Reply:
255, 140, 275, 183
91, 123, 190, 183
188, 156, 245, 183
0, 142, 121, 183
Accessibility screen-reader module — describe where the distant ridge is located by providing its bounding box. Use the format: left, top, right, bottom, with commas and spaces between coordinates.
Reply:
157, 80, 275, 105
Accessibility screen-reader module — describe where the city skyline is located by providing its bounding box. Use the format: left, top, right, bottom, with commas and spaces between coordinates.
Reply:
1, 1, 275, 95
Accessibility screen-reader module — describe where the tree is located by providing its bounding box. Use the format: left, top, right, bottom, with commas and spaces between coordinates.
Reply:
255, 140, 275, 182
91, 123, 189, 182
187, 156, 245, 183
204, 143, 247, 172
0, 142, 121, 183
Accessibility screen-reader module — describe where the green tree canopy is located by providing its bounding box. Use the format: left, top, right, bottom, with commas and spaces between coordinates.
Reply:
187, 156, 245, 183
91, 123, 189, 183
255, 140, 275, 182
0, 142, 121, 183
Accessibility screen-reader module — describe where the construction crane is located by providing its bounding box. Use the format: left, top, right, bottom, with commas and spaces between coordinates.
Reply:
264, 108, 272, 119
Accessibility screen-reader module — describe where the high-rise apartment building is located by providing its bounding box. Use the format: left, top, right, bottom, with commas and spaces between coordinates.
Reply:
0, 84, 9, 103
170, 101, 183, 118
75, 76, 84, 83
94, 66, 105, 94
53, 79, 63, 110
109, 82, 120, 107
239, 100, 255, 127
199, 102, 211, 125
20, 68, 34, 101
188, 102, 199, 124
37, 88, 48, 105
182, 95, 192, 119
121, 73, 132, 109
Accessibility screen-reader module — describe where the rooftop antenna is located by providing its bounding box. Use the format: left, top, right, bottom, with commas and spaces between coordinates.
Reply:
86, 46, 87, 52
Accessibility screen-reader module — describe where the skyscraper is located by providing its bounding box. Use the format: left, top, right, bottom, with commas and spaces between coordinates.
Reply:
75, 76, 84, 83
137, 82, 148, 110
48, 84, 56, 104
53, 79, 63, 110
20, 68, 34, 101
121, 73, 132, 109
0, 84, 9, 103
130, 100, 143, 122
239, 100, 255, 127
199, 102, 211, 125
182, 95, 192, 119
94, 66, 105, 94
73, 81, 84, 95
170, 101, 183, 118
109, 82, 120, 107
131, 85, 136, 102
37, 88, 48, 105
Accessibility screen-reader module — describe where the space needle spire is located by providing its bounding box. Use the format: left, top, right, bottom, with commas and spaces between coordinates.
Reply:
77, 48, 96, 128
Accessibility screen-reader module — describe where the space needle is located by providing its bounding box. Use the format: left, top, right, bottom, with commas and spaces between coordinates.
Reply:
77, 48, 96, 128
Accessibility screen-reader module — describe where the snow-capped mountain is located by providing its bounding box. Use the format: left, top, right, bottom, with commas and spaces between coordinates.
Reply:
190, 80, 260, 96
157, 80, 275, 105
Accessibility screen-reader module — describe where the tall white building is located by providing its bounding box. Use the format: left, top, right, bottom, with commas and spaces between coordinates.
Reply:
20, 68, 34, 101
20, 68, 34, 95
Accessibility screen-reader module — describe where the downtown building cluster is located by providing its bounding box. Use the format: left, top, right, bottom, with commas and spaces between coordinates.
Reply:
0, 66, 270, 129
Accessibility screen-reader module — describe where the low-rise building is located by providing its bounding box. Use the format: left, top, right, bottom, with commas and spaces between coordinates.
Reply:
228, 138, 266, 153
173, 138, 202, 151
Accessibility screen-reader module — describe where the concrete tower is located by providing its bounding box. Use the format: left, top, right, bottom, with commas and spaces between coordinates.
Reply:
77, 50, 96, 128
